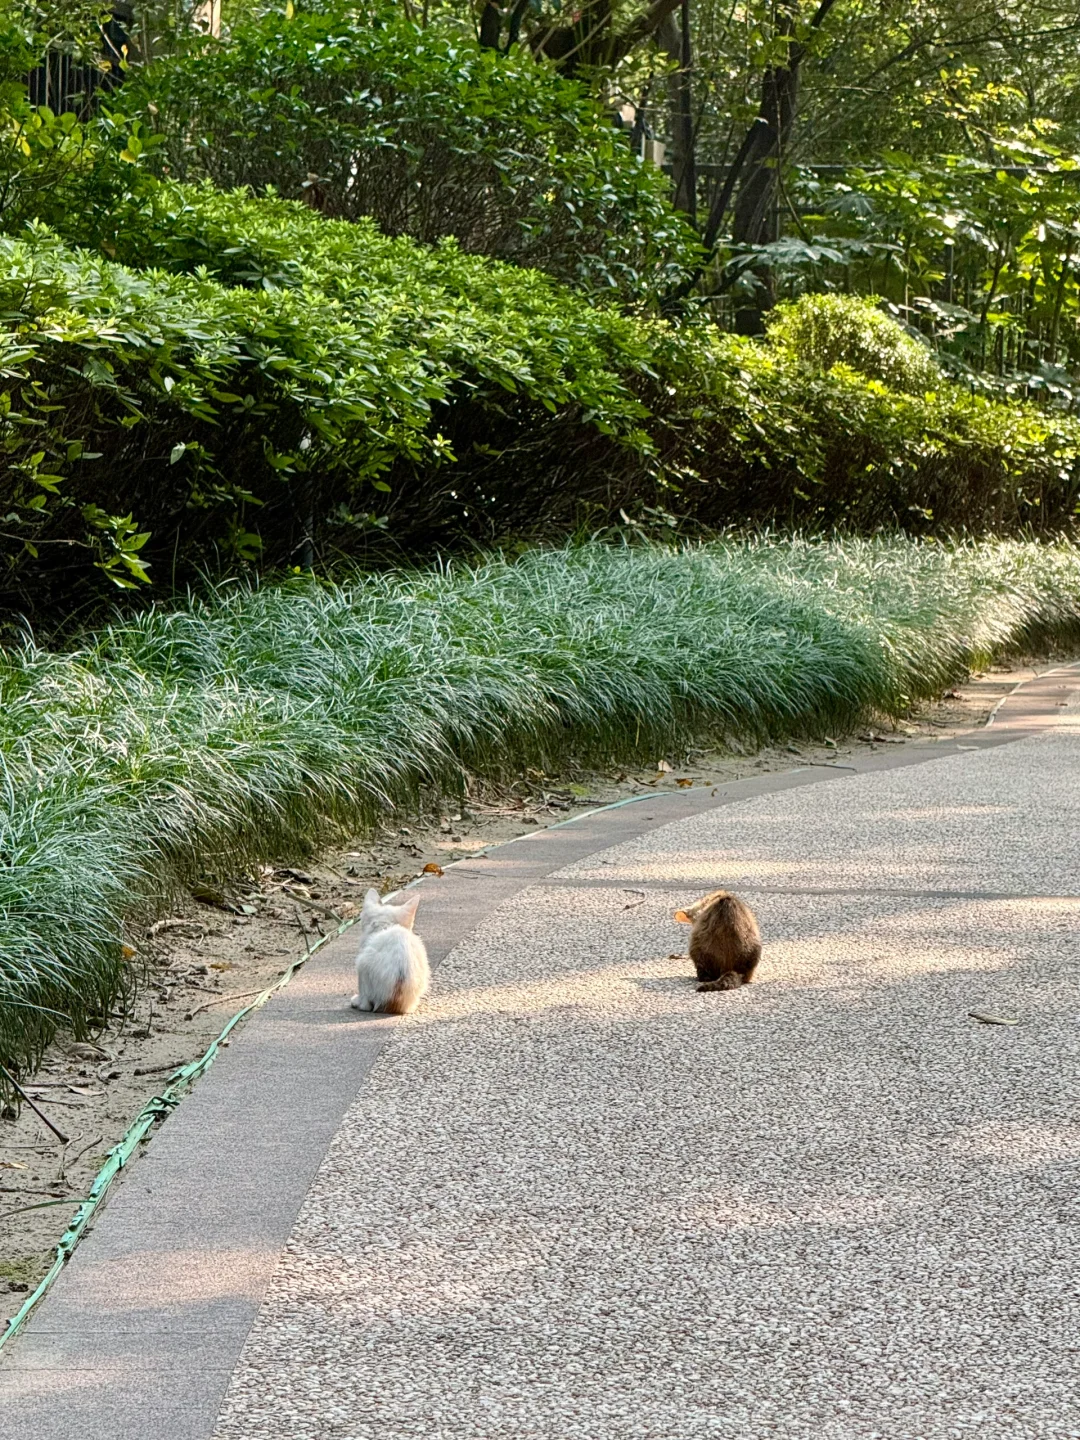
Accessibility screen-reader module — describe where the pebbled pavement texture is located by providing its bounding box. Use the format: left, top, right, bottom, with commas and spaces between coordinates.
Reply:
212, 700, 1080, 1438
4, 669, 1080, 1440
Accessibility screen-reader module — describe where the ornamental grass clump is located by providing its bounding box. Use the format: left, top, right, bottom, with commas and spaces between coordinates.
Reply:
2, 536, 1080, 1084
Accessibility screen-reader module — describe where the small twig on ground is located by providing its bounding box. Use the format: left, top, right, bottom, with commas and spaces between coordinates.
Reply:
55, 1130, 83, 1185
293, 903, 317, 949
149, 917, 208, 938
66, 1134, 104, 1169
282, 887, 342, 919
0, 1195, 86, 1223
0, 1185, 70, 1197
185, 987, 269, 1021
0, 1064, 69, 1144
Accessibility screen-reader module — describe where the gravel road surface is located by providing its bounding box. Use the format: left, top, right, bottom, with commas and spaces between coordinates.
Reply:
211, 716, 1080, 1439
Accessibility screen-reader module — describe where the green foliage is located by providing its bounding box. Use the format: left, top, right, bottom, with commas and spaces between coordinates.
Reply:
122, 2, 698, 299
646, 318, 1080, 534
4, 182, 1080, 604
3, 534, 1080, 1082
0, 197, 660, 605
765, 294, 942, 395
0, 2, 107, 81
793, 147, 1080, 396
610, 0, 1080, 384
0, 3, 163, 256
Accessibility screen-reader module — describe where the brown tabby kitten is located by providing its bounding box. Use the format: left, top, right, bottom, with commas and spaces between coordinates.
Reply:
674, 891, 762, 992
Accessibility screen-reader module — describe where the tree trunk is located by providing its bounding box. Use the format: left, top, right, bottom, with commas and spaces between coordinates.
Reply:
672, 1, 696, 220
662, 0, 837, 311
725, 0, 838, 330
730, 3, 800, 333
478, 1, 503, 51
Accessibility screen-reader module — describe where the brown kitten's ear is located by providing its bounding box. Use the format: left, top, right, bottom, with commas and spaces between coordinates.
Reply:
674, 909, 692, 923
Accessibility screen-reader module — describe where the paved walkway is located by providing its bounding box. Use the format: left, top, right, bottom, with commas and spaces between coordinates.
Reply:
4, 671, 1080, 1439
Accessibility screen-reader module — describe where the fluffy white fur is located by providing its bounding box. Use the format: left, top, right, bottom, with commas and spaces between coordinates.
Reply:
350, 888, 429, 1015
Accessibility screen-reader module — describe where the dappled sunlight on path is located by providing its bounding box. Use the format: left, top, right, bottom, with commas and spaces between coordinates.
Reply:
212, 727, 1080, 1439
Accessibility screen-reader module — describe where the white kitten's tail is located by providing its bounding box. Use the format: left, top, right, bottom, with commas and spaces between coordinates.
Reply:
383, 977, 411, 1015
385, 941, 430, 1015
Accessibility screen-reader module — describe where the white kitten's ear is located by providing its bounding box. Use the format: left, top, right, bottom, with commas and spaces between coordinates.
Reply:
673, 909, 692, 924
363, 888, 381, 909
395, 893, 420, 929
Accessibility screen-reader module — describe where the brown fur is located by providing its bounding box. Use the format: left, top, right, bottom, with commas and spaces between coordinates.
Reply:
674, 890, 762, 993
381, 980, 409, 1016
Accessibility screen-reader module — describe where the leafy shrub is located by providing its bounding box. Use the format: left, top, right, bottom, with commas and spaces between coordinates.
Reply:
644, 320, 1080, 534
4, 535, 1080, 1082
766, 293, 942, 394
0, 2, 148, 239
3, 184, 1080, 610
0, 200, 657, 607
121, 2, 698, 299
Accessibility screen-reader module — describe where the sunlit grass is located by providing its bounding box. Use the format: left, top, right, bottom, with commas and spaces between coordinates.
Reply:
2, 535, 1079, 1078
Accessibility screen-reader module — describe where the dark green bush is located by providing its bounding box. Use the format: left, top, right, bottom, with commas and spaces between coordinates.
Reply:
2, 184, 1079, 611
0, 197, 660, 607
120, 2, 698, 300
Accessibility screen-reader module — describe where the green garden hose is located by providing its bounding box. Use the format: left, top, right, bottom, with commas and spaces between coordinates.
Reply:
0, 911, 361, 1355
0, 790, 673, 1356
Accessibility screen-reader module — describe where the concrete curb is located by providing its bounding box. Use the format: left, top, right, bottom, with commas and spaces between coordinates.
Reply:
2, 663, 1078, 1440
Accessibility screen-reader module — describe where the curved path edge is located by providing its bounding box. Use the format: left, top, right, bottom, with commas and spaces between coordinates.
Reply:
3, 663, 1079, 1440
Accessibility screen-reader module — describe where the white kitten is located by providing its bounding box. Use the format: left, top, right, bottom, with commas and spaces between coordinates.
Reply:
350, 888, 429, 1015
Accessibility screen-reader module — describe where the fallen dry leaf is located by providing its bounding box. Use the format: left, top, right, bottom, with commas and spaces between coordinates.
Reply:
423, 862, 444, 877
275, 867, 314, 885
969, 1011, 1020, 1026
675, 777, 693, 788
64, 1042, 111, 1061
655, 759, 673, 773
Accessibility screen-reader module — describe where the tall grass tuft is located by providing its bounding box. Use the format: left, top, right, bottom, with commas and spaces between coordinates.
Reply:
2, 536, 1080, 1081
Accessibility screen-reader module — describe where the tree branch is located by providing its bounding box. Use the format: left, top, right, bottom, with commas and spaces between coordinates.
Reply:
610, 0, 685, 63
662, 0, 841, 309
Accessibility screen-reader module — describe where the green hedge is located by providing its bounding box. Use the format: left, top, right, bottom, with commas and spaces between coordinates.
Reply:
648, 316, 1080, 535
120, 2, 698, 301
0, 196, 656, 604
3, 188, 1080, 608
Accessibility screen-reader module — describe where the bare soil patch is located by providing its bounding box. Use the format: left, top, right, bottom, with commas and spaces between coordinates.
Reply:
0, 658, 1066, 1327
